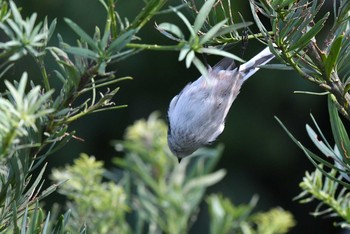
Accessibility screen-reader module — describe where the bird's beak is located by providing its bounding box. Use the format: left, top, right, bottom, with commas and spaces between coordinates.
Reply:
178, 157, 182, 163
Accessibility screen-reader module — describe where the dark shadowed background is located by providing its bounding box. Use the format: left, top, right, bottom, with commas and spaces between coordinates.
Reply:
10, 0, 343, 233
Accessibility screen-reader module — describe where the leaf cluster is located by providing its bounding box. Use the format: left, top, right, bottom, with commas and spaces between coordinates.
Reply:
207, 194, 295, 234
295, 166, 350, 228
151, 0, 253, 75
0, 0, 184, 232
277, 95, 350, 227
251, 0, 350, 119
50, 113, 295, 234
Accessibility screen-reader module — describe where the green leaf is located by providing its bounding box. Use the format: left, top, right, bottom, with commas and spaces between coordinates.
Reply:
310, 113, 333, 149
325, 35, 343, 79
64, 18, 99, 52
23, 163, 47, 203
192, 56, 208, 77
47, 18, 57, 41
107, 29, 135, 54
275, 116, 350, 188
211, 22, 253, 39
29, 202, 39, 234
328, 95, 350, 164
193, 0, 216, 33
9, 1, 23, 25
63, 46, 99, 60
109, 49, 139, 62
21, 206, 28, 234
178, 46, 190, 61
306, 124, 335, 159
260, 64, 294, 70
299, 143, 350, 189
157, 22, 184, 40
200, 19, 227, 44
171, 7, 195, 38
185, 50, 195, 68
183, 169, 226, 194
93, 26, 101, 42
12, 203, 20, 234
272, 0, 295, 9
249, 1, 269, 36
275, 116, 337, 171
98, 61, 106, 75
100, 29, 110, 49
200, 47, 244, 63
43, 212, 50, 234
7, 18, 22, 38
288, 13, 329, 51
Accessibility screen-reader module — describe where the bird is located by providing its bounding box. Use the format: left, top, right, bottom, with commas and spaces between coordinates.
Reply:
167, 47, 275, 162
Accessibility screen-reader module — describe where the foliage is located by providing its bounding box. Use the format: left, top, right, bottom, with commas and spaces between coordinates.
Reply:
113, 113, 226, 234
51, 154, 130, 234
247, 0, 350, 228
0, 0, 293, 231
276, 98, 350, 227
4, 0, 350, 232
50, 113, 294, 233
295, 166, 350, 228
155, 0, 249, 75
250, 0, 350, 119
0, 0, 181, 232
207, 194, 295, 234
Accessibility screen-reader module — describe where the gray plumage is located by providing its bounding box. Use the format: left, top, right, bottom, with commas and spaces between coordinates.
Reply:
167, 47, 274, 160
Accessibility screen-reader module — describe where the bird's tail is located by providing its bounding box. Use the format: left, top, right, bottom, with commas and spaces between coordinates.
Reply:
239, 47, 275, 82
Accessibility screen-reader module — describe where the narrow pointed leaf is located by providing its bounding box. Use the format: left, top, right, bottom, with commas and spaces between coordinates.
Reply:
288, 13, 329, 51
185, 50, 195, 68
193, 0, 216, 33
200, 19, 227, 44
192, 56, 208, 77
306, 124, 335, 159
212, 22, 253, 39
200, 47, 244, 63
9, 1, 22, 24
328, 95, 350, 164
183, 169, 226, 193
171, 7, 195, 37
64, 18, 99, 51
276, 116, 350, 183
48, 18, 57, 41
107, 29, 135, 54
300, 144, 350, 189
157, 22, 184, 40
64, 46, 99, 60
325, 35, 343, 79
43, 212, 50, 234
21, 207, 28, 234
179, 46, 190, 61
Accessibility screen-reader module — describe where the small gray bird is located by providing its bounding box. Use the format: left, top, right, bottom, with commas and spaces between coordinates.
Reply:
167, 47, 274, 162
